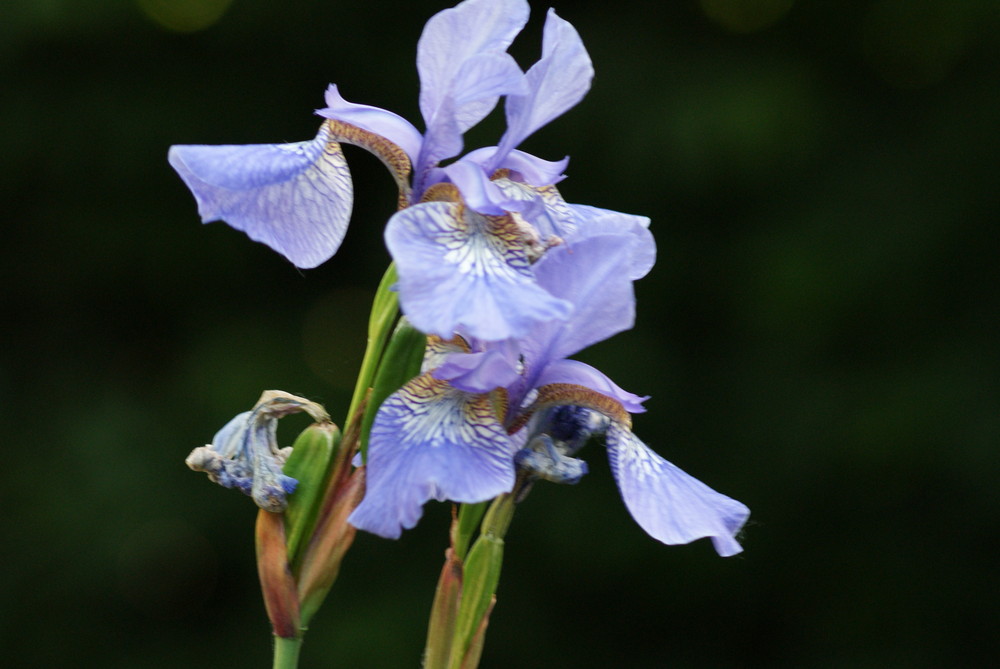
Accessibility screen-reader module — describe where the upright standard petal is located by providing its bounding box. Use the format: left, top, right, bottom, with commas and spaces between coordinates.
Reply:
417, 0, 529, 133
448, 52, 528, 134
605, 422, 750, 557
348, 373, 516, 539
416, 51, 527, 191
168, 122, 352, 269
525, 233, 637, 368
490, 9, 593, 171
386, 200, 572, 341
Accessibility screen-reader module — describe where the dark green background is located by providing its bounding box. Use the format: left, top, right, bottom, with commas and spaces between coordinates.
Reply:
3, 0, 997, 666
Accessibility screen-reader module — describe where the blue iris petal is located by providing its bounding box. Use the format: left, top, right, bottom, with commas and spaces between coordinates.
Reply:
386, 200, 572, 341
348, 373, 516, 539
168, 122, 353, 269
606, 422, 749, 557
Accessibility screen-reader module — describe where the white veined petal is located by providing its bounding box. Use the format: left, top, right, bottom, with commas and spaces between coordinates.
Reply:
169, 123, 353, 269
417, 0, 529, 129
606, 422, 750, 556
386, 201, 572, 341
348, 373, 515, 538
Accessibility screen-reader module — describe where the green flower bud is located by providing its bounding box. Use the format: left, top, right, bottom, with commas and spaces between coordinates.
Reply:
282, 422, 341, 567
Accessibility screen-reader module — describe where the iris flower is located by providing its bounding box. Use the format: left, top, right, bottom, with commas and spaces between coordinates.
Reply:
169, 0, 621, 342
350, 229, 750, 557
168, 0, 536, 271
172, 0, 750, 555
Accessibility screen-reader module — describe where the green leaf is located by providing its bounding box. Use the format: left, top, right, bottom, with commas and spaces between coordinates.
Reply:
448, 534, 504, 669
452, 502, 488, 561
358, 317, 427, 459
424, 548, 464, 669
344, 263, 400, 435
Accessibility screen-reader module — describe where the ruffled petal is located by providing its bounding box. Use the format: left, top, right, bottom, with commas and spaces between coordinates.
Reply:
168, 123, 352, 269
348, 373, 516, 538
386, 201, 572, 341
491, 9, 593, 170
317, 84, 423, 163
605, 422, 750, 557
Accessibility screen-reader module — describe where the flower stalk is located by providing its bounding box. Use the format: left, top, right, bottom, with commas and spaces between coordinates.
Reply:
272, 636, 304, 669
425, 476, 527, 669
345, 262, 401, 439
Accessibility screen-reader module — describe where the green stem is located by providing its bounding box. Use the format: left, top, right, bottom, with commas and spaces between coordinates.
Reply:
439, 475, 530, 669
453, 502, 488, 561
344, 263, 399, 438
480, 488, 517, 540
272, 635, 303, 669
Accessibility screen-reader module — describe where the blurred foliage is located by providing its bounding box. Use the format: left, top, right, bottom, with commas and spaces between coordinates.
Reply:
2, 0, 998, 667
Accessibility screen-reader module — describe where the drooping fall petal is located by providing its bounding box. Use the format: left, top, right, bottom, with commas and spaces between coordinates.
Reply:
169, 123, 352, 269
606, 422, 750, 557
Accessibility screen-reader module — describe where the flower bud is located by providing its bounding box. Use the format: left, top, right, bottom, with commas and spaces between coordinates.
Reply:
185, 390, 329, 512
282, 422, 341, 566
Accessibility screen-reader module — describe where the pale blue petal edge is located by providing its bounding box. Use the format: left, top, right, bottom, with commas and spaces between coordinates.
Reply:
168, 123, 352, 269
606, 422, 750, 557
460, 147, 567, 185
491, 9, 593, 171
348, 377, 516, 538
495, 149, 568, 185
568, 204, 655, 280
535, 359, 648, 414
386, 201, 572, 341
527, 234, 636, 363
317, 84, 424, 163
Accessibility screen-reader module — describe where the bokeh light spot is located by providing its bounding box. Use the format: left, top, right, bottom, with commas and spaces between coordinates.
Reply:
700, 0, 795, 33
137, 0, 234, 33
